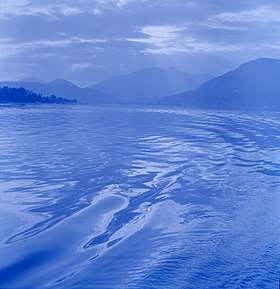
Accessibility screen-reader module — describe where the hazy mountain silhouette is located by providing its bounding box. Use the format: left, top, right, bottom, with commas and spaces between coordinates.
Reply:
0, 79, 114, 103
21, 77, 46, 83
49, 78, 76, 86
160, 58, 280, 110
91, 67, 212, 103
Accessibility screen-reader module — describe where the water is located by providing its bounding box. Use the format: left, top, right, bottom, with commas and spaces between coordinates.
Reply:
0, 104, 279, 289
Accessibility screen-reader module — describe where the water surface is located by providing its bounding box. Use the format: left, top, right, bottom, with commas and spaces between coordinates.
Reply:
0, 105, 280, 288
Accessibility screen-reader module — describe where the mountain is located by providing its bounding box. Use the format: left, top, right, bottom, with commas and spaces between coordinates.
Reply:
159, 58, 280, 110
0, 78, 114, 103
49, 78, 75, 86
21, 77, 46, 83
0, 86, 76, 104
90, 67, 212, 103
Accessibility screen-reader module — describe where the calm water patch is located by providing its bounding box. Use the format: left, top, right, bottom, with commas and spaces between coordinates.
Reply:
0, 104, 279, 288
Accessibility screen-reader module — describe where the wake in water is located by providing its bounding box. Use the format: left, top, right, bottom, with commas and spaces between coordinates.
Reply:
0, 105, 279, 288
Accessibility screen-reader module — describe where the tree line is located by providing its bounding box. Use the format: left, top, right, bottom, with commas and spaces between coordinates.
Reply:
0, 86, 77, 104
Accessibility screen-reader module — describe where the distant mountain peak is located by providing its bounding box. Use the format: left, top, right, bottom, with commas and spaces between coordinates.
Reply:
167, 66, 181, 72
21, 77, 45, 83
238, 57, 280, 70
49, 78, 77, 86
250, 57, 280, 63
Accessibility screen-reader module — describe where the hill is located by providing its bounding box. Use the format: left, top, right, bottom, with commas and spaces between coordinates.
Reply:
91, 67, 212, 103
159, 58, 280, 110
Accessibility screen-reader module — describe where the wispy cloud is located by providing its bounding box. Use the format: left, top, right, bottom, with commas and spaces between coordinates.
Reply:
60, 7, 83, 16
128, 25, 245, 55
140, 25, 183, 46
211, 6, 280, 24
143, 40, 244, 55
0, 37, 106, 58
116, 0, 132, 8
0, 0, 153, 18
90, 0, 150, 9
0, 1, 101, 18
199, 22, 247, 31
0, 1, 53, 18
92, 8, 102, 15
71, 63, 93, 70
128, 25, 186, 49
0, 37, 21, 58
1, 0, 280, 82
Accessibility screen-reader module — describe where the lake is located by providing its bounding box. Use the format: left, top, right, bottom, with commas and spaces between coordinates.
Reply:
0, 104, 279, 288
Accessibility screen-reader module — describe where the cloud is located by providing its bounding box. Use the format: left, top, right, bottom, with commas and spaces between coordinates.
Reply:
140, 25, 183, 46
0, 37, 106, 59
0, 1, 102, 18
0, 1, 54, 18
128, 25, 245, 55
92, 8, 102, 15
143, 40, 244, 55
211, 5, 280, 23
0, 0, 147, 18
116, 0, 131, 8
0, 37, 21, 58
71, 63, 93, 70
115, 0, 150, 8
1, 0, 280, 83
198, 22, 247, 31
61, 7, 83, 16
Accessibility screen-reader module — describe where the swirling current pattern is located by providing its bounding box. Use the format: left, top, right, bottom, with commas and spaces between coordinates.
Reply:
0, 105, 279, 288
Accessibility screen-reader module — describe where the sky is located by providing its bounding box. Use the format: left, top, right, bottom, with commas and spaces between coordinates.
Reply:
1, 0, 280, 86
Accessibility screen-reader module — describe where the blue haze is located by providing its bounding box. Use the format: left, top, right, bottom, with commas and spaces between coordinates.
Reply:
0, 105, 280, 288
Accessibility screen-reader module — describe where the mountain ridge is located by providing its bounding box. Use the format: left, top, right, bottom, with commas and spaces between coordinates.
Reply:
1, 68, 212, 104
90, 67, 213, 103
159, 58, 280, 110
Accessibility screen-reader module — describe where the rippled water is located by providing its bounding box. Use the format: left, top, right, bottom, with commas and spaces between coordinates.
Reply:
0, 104, 280, 288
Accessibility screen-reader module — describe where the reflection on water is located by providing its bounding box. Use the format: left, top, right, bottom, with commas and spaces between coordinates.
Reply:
0, 105, 279, 288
